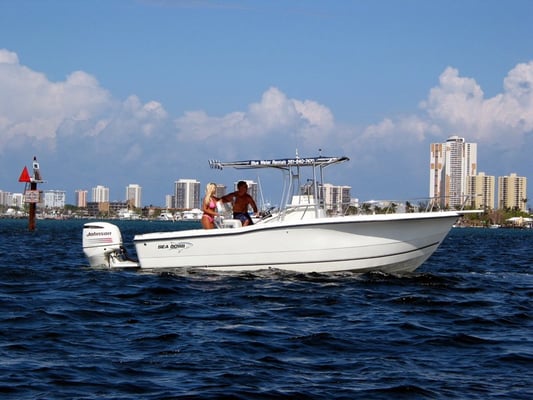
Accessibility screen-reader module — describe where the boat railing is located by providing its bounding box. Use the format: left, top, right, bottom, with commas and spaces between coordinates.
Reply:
337, 195, 477, 216
257, 195, 477, 223
263, 202, 319, 222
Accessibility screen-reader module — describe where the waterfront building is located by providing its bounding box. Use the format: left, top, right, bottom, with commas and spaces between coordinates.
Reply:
91, 185, 109, 203
86, 201, 108, 217
75, 190, 88, 208
0, 192, 25, 209
126, 184, 142, 208
321, 183, 352, 215
0, 191, 11, 207
299, 181, 351, 215
0, 190, 24, 208
429, 136, 477, 208
42, 190, 66, 209
0, 191, 24, 208
498, 173, 528, 212
174, 179, 200, 209
215, 183, 227, 198
165, 194, 174, 209
11, 193, 24, 208
467, 172, 495, 210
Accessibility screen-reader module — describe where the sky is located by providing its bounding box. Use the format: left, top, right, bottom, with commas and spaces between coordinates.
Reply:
1, 0, 532, 207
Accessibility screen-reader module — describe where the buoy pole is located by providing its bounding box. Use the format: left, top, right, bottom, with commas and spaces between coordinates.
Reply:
28, 180, 37, 231
19, 156, 44, 232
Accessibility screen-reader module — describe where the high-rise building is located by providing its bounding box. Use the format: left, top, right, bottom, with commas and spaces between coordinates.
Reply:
0, 191, 11, 207
215, 183, 227, 198
11, 193, 24, 208
126, 184, 142, 208
92, 185, 109, 203
321, 183, 352, 215
498, 173, 527, 212
43, 190, 66, 209
429, 136, 477, 208
299, 181, 351, 215
467, 172, 495, 210
165, 195, 174, 209
75, 190, 88, 208
174, 179, 200, 209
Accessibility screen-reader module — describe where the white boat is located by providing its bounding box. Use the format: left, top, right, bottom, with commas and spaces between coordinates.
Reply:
157, 211, 176, 221
117, 208, 140, 220
82, 155, 472, 274
180, 208, 203, 220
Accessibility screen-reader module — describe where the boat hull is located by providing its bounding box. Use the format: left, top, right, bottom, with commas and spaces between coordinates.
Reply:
132, 212, 459, 274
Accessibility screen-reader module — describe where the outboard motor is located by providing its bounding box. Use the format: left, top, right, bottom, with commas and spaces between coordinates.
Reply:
82, 222, 138, 269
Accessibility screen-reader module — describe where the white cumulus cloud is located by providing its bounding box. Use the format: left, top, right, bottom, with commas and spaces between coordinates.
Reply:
174, 87, 336, 151
420, 63, 533, 147
1, 47, 531, 203
0, 48, 169, 153
346, 62, 533, 157
0, 49, 19, 64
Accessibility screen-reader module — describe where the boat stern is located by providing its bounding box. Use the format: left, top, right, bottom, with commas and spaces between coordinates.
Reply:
82, 222, 139, 269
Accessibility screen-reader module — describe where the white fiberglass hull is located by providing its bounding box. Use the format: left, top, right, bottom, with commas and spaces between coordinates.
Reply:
132, 211, 459, 274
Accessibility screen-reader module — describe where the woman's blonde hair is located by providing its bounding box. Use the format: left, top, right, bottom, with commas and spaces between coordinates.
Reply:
204, 182, 217, 204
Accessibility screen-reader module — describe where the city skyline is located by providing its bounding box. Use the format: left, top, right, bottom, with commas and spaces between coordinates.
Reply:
430, 135, 528, 212
1, 2, 533, 205
0, 131, 529, 213
1, 165, 528, 212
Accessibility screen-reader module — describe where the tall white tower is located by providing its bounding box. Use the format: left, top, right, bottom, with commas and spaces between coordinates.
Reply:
92, 185, 109, 203
429, 136, 477, 208
174, 179, 201, 209
126, 184, 142, 208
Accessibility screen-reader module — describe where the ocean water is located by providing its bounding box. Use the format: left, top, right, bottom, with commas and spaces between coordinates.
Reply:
0, 219, 531, 399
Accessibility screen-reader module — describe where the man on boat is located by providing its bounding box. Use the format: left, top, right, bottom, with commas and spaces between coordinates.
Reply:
221, 181, 259, 226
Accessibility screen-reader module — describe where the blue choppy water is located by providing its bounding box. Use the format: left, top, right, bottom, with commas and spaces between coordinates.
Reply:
0, 219, 532, 399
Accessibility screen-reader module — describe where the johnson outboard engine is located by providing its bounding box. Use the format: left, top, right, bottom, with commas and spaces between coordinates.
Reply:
82, 222, 138, 269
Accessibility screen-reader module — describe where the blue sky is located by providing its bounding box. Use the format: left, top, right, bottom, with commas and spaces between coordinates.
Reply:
1, 0, 532, 207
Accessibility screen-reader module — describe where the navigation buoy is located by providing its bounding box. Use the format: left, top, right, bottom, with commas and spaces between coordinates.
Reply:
20, 156, 45, 231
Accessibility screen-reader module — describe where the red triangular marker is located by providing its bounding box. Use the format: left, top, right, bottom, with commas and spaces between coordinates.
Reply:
18, 166, 31, 182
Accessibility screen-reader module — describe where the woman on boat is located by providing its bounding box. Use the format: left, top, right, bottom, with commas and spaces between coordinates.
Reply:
201, 182, 219, 229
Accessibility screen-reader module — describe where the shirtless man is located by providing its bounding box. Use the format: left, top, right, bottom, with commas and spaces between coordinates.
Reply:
221, 181, 258, 226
